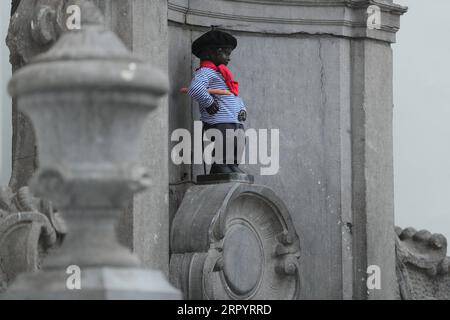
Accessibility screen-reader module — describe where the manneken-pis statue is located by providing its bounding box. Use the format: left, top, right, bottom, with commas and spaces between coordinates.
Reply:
188, 29, 248, 175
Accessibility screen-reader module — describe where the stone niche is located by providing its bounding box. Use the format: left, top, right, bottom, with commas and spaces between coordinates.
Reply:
168, 0, 406, 299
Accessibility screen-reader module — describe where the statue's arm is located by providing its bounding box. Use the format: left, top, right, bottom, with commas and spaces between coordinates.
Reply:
188, 70, 215, 108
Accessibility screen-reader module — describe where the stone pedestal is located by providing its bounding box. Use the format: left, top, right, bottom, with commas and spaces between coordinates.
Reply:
0, 186, 65, 292
96, 0, 171, 275
3, 0, 409, 300
395, 227, 450, 300
168, 0, 407, 299
196, 173, 254, 185
6, 0, 173, 277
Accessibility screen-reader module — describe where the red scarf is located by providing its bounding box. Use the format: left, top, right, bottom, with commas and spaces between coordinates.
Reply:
200, 60, 239, 96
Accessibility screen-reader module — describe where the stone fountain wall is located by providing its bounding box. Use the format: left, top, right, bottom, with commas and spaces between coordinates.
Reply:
2, 0, 449, 300
167, 0, 406, 300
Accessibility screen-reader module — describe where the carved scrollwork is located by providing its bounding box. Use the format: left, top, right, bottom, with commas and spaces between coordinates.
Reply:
395, 226, 450, 300
0, 186, 66, 291
7, 0, 95, 63
7, 0, 91, 192
8, 0, 65, 67
170, 183, 301, 300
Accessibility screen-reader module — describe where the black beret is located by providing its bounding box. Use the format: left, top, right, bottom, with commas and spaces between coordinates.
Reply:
192, 30, 237, 58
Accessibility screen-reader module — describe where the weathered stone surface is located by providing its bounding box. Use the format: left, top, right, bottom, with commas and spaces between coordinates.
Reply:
168, 0, 406, 299
5, 0, 173, 277
2, 0, 179, 299
395, 227, 450, 300
96, 0, 171, 275
7, 0, 47, 192
5, 0, 431, 301
128, 0, 171, 275
0, 186, 65, 292
170, 183, 301, 300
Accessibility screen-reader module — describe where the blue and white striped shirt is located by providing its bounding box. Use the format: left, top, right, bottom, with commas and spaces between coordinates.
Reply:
188, 67, 246, 125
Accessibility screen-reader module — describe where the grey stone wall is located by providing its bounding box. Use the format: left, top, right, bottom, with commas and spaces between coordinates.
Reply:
167, 0, 406, 299
5, 0, 172, 276
96, 0, 171, 274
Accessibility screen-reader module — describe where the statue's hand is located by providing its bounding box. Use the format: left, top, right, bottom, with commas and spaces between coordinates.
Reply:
206, 101, 220, 115
238, 110, 247, 122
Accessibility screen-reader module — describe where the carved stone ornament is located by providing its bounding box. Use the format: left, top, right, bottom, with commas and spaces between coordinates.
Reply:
170, 183, 301, 300
395, 227, 450, 300
0, 186, 66, 291
7, 0, 68, 67
167, 0, 408, 43
6, 0, 91, 191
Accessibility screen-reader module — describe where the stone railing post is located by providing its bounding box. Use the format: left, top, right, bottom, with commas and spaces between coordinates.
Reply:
2, 1, 180, 299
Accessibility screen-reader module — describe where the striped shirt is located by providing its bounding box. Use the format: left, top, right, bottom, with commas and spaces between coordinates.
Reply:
188, 67, 246, 125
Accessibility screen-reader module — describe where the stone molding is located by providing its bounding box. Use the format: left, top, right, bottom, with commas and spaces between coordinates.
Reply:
168, 0, 407, 43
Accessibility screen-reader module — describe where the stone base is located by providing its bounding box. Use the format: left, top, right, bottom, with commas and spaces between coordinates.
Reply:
170, 183, 301, 300
196, 173, 254, 185
1, 267, 181, 300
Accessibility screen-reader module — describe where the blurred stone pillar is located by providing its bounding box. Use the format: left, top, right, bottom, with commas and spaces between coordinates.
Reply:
2, 0, 179, 299
6, 0, 171, 275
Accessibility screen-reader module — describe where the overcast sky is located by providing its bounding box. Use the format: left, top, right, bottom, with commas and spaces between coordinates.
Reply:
393, 0, 450, 239
0, 1, 449, 239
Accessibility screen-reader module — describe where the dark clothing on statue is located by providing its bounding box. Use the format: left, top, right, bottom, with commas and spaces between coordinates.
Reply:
203, 122, 245, 174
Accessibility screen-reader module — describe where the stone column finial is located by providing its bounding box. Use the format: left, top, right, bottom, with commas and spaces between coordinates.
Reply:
2, 0, 180, 299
